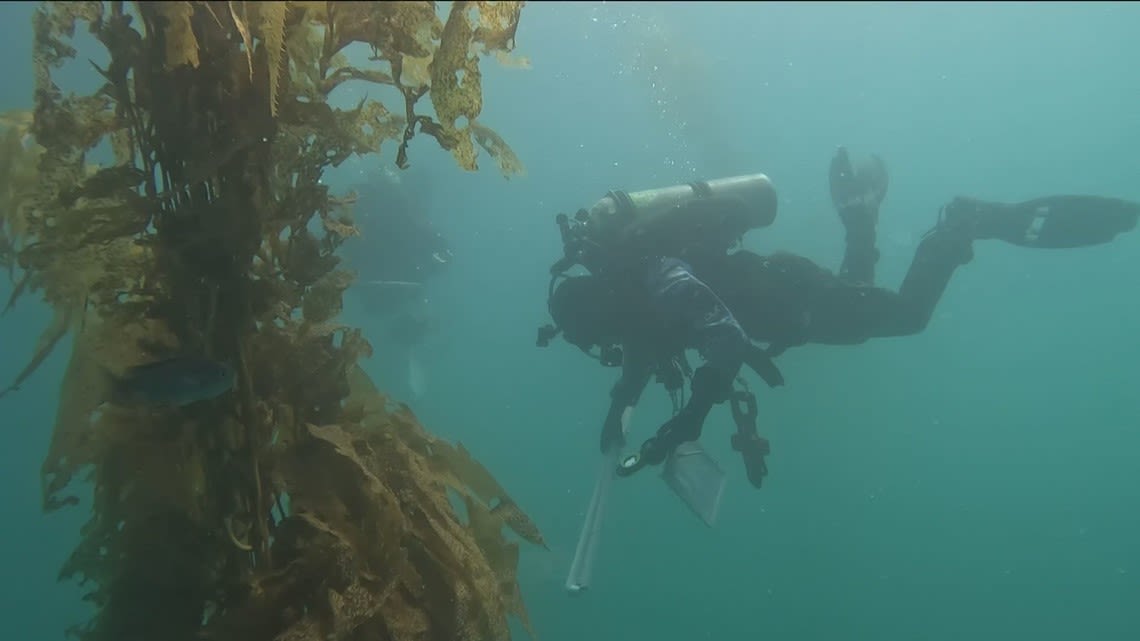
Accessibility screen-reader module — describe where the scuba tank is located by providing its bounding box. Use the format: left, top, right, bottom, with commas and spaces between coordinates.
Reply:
549, 174, 778, 277
538, 174, 779, 349
586, 174, 777, 247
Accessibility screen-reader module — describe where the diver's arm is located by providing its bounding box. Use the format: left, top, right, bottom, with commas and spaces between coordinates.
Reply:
636, 258, 749, 457
599, 342, 653, 454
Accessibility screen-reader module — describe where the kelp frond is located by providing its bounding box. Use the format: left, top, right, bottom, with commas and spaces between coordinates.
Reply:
1, 2, 539, 641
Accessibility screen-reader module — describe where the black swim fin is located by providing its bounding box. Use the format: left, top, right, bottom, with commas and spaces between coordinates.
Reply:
942, 195, 1139, 249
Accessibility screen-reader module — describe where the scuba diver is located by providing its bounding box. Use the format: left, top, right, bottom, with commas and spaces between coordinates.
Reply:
540, 176, 783, 490
342, 170, 452, 399
341, 173, 452, 297
536, 147, 1140, 493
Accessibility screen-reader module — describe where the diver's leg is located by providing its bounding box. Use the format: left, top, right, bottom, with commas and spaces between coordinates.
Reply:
800, 283, 925, 343
890, 219, 975, 335
838, 201, 880, 286
798, 226, 974, 343
888, 194, 1140, 334
717, 193, 1140, 347
702, 249, 913, 346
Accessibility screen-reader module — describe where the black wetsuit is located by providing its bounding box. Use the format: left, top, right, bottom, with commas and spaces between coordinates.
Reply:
703, 193, 1140, 355
597, 181, 1139, 472
600, 256, 751, 457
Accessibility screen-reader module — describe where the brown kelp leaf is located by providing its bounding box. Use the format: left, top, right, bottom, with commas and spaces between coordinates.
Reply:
464, 495, 536, 639
336, 375, 540, 639
31, 3, 105, 95
302, 423, 404, 516
391, 410, 548, 551
279, 424, 412, 590
301, 268, 355, 323
157, 2, 200, 69
0, 109, 35, 131
473, 1, 525, 53
493, 49, 532, 70
228, 1, 255, 81
357, 101, 404, 152
0, 305, 75, 401
284, 6, 325, 98
491, 499, 548, 550
283, 227, 338, 286
401, 54, 433, 87
471, 121, 525, 179
32, 92, 119, 154
257, 1, 289, 117
0, 118, 43, 255
277, 98, 403, 167
291, 0, 329, 23
321, 216, 358, 239
425, 3, 526, 173
429, 2, 484, 170
327, 1, 440, 59
438, 441, 509, 503
319, 194, 359, 240
327, 582, 387, 638
37, 237, 153, 310
108, 129, 133, 164
340, 364, 388, 424
298, 321, 349, 339
318, 64, 397, 95
41, 310, 178, 511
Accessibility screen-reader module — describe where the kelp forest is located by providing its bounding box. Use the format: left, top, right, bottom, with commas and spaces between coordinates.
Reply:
0, 2, 543, 641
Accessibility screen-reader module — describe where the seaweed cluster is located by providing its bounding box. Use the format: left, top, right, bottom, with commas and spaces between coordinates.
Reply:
0, 2, 540, 641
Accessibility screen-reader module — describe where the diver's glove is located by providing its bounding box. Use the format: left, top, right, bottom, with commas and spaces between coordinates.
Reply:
829, 146, 889, 214
615, 409, 701, 478
647, 409, 702, 464
615, 366, 727, 477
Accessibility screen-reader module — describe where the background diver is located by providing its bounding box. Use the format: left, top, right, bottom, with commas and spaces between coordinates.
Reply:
341, 169, 453, 313
341, 169, 451, 399
537, 147, 1140, 488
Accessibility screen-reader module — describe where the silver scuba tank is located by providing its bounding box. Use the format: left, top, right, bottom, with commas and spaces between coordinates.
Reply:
583, 174, 778, 246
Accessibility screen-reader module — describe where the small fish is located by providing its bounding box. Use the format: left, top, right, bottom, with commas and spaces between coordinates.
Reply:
107, 356, 236, 407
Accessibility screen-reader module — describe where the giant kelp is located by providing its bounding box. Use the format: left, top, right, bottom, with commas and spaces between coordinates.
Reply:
0, 2, 539, 641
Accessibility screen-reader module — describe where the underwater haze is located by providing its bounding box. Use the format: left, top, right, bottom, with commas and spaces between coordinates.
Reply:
2, 1, 1139, 640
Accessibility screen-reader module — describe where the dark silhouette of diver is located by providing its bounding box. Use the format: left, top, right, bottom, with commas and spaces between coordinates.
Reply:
341, 171, 452, 400
537, 147, 1139, 486
342, 173, 452, 344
